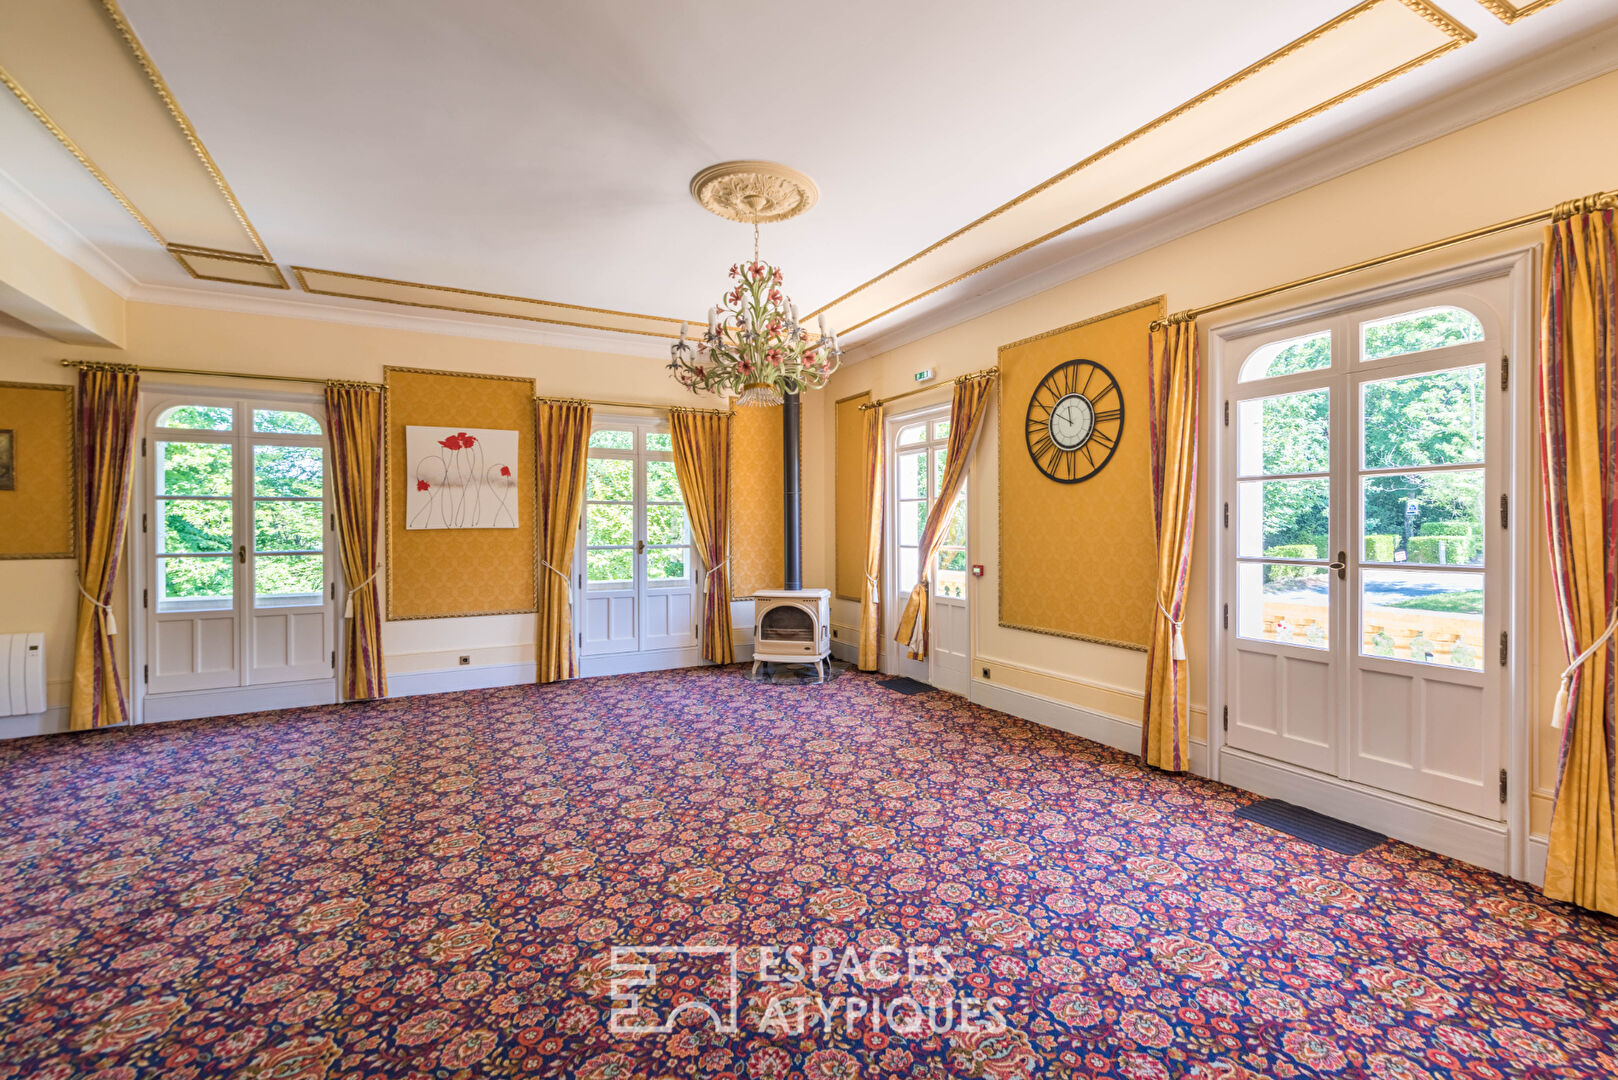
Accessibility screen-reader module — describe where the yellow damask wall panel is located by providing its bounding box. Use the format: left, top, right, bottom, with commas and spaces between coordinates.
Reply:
998, 297, 1163, 649
0, 381, 74, 559
730, 404, 783, 598
833, 392, 871, 600
385, 367, 536, 619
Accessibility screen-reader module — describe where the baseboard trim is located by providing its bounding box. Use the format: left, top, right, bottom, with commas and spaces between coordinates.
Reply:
970, 678, 1207, 775
1526, 833, 1548, 888
388, 662, 538, 698
829, 639, 859, 664
142, 680, 337, 724
1219, 746, 1511, 875
0, 706, 69, 740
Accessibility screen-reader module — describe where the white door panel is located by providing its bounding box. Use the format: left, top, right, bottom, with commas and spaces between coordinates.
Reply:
885, 406, 969, 690
1222, 279, 1508, 821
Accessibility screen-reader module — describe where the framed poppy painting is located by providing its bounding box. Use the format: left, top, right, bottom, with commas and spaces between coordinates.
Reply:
403, 425, 520, 529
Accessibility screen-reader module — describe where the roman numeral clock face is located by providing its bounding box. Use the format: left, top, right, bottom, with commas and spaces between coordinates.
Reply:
1025, 359, 1124, 483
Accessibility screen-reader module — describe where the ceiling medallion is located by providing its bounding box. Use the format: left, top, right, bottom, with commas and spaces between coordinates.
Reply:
689, 160, 819, 224
669, 162, 841, 407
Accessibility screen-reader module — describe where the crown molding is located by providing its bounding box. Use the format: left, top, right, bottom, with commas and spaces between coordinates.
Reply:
840, 25, 1618, 363
0, 162, 136, 298
123, 280, 675, 358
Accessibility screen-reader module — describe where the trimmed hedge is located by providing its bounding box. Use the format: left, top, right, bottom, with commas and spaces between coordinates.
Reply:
1419, 519, 1476, 538
1364, 534, 1399, 562
1266, 543, 1317, 582
1407, 535, 1473, 564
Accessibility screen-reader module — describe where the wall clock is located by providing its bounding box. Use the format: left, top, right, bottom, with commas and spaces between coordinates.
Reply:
1025, 359, 1123, 483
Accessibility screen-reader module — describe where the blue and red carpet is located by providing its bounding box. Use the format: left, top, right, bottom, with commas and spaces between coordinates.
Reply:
0, 667, 1614, 1078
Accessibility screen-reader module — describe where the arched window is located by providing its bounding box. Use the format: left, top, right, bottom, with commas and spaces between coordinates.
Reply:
1239, 330, 1331, 382
1360, 305, 1484, 362
156, 404, 233, 431
253, 408, 322, 435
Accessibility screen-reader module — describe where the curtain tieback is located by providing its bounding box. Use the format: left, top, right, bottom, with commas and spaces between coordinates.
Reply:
1156, 599, 1186, 662
77, 579, 117, 635
1551, 607, 1618, 729
343, 571, 378, 618
704, 560, 729, 595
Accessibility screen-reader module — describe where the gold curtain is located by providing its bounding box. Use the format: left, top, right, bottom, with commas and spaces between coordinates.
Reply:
70, 366, 139, 730
893, 373, 995, 659
1540, 197, 1618, 915
858, 403, 886, 671
325, 384, 388, 700
671, 409, 735, 665
535, 399, 592, 682
1141, 318, 1200, 771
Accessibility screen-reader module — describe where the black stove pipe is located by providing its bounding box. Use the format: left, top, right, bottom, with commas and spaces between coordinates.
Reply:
782, 391, 802, 590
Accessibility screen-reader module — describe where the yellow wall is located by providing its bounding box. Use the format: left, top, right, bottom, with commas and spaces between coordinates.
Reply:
817, 67, 1618, 837
0, 298, 831, 712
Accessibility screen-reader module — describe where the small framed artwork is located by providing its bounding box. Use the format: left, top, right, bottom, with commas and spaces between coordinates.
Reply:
0, 430, 13, 491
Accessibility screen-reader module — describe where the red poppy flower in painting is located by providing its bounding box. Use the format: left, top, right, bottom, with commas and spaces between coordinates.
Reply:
417, 479, 430, 491
438, 432, 477, 451
500, 466, 511, 477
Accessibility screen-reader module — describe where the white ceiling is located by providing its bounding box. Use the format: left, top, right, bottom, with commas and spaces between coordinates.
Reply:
3, 0, 1618, 350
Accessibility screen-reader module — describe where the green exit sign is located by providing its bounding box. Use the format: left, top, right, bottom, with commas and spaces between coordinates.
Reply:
914, 369, 934, 384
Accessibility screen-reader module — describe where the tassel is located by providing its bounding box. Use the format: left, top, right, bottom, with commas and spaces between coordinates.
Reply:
1170, 622, 1186, 662
105, 612, 117, 636
1551, 678, 1570, 731
343, 594, 355, 619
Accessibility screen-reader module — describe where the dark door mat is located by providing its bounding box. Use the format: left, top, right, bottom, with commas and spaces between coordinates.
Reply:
1234, 798, 1386, 855
878, 677, 934, 695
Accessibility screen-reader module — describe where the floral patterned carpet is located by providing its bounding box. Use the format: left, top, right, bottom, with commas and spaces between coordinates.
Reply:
1, 666, 1615, 1079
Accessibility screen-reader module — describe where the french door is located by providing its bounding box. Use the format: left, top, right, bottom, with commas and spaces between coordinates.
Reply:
142, 394, 335, 710
576, 417, 698, 659
885, 406, 970, 693
1222, 278, 1509, 820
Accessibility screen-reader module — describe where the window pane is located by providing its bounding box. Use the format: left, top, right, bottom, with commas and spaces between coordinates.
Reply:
1239, 330, 1330, 381
1362, 306, 1484, 362
253, 409, 321, 435
587, 458, 633, 501
898, 451, 927, 500
253, 445, 323, 497
1236, 562, 1329, 649
1361, 366, 1485, 469
897, 424, 926, 447
157, 405, 233, 431
934, 446, 948, 494
898, 547, 919, 595
587, 504, 632, 547
160, 556, 233, 609
647, 547, 688, 583
590, 430, 632, 449
647, 503, 688, 545
646, 432, 673, 451
158, 442, 232, 497
587, 548, 632, 587
933, 420, 951, 441
255, 500, 323, 552
1237, 388, 1329, 476
647, 461, 682, 503
899, 500, 925, 546
256, 554, 323, 603
1363, 569, 1484, 669
158, 498, 231, 554
1236, 478, 1328, 559
1362, 471, 1483, 565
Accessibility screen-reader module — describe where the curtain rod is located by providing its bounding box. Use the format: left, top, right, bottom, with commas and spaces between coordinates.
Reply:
858, 365, 998, 410
1152, 189, 1618, 330
536, 394, 730, 415
59, 358, 383, 389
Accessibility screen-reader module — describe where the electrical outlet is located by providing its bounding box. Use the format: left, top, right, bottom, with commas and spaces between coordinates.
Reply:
831, 628, 839, 639
458, 655, 471, 666
980, 666, 991, 679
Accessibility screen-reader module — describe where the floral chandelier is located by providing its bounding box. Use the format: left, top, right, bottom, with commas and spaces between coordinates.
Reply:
668, 162, 842, 407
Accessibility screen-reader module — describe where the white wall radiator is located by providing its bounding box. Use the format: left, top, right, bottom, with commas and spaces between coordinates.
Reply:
0, 633, 46, 717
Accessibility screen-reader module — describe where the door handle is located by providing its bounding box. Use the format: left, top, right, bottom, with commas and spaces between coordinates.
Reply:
1329, 550, 1346, 580
238, 544, 246, 564
637, 540, 645, 554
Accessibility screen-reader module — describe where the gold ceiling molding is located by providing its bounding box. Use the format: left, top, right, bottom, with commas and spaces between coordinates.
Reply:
0, 0, 283, 288
1472, 0, 1565, 23
292, 266, 701, 340
809, 0, 1475, 339
690, 161, 820, 224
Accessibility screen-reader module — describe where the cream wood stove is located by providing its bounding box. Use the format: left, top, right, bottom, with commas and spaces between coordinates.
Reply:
752, 588, 831, 681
